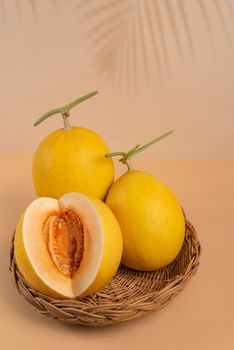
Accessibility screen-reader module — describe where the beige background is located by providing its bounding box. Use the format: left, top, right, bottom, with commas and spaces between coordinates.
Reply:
0, 1, 234, 350
0, 0, 233, 159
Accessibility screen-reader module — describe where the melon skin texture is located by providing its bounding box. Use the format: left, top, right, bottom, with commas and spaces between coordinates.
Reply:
14, 193, 123, 299
32, 127, 114, 200
105, 170, 185, 271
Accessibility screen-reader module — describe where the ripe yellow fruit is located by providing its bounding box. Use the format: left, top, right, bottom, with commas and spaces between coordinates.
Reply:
32, 91, 114, 200
33, 127, 113, 200
14, 192, 123, 299
105, 130, 185, 270
106, 171, 185, 270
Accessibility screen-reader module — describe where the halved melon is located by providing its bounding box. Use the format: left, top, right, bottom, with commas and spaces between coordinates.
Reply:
14, 193, 123, 299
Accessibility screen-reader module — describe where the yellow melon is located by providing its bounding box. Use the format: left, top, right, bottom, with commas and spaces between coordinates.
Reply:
32, 91, 114, 200
106, 171, 185, 270
105, 130, 185, 270
14, 193, 123, 299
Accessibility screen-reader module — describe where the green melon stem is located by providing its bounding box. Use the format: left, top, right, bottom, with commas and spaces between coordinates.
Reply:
105, 129, 174, 171
62, 113, 71, 131
34, 90, 98, 130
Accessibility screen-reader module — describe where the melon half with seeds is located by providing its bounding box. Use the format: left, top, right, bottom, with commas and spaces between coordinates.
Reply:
14, 193, 123, 299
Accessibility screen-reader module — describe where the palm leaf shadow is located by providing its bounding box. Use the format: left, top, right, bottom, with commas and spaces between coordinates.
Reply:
0, 0, 233, 85
75, 0, 233, 86
0, 0, 57, 21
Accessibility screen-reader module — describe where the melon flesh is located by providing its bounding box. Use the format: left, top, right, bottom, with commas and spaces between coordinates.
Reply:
14, 193, 123, 299
44, 210, 84, 278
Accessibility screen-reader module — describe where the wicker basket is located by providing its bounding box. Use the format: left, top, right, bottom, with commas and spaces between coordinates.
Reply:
9, 219, 201, 327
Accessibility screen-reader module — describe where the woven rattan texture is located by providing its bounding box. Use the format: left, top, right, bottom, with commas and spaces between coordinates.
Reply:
10, 220, 201, 327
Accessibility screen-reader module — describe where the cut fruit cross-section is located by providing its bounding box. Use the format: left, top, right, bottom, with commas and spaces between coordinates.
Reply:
14, 193, 123, 299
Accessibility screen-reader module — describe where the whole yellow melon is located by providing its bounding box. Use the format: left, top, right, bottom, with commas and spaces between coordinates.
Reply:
106, 170, 185, 271
32, 91, 114, 200
33, 127, 113, 200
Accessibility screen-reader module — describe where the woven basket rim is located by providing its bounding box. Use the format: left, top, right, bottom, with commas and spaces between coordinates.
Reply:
9, 219, 201, 327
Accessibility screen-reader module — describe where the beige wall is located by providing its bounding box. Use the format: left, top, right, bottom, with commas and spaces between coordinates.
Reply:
0, 0, 233, 159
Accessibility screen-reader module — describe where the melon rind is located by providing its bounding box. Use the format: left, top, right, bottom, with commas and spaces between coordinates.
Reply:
14, 194, 123, 299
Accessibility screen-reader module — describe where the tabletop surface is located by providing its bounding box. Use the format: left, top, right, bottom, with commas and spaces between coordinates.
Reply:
0, 155, 233, 350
